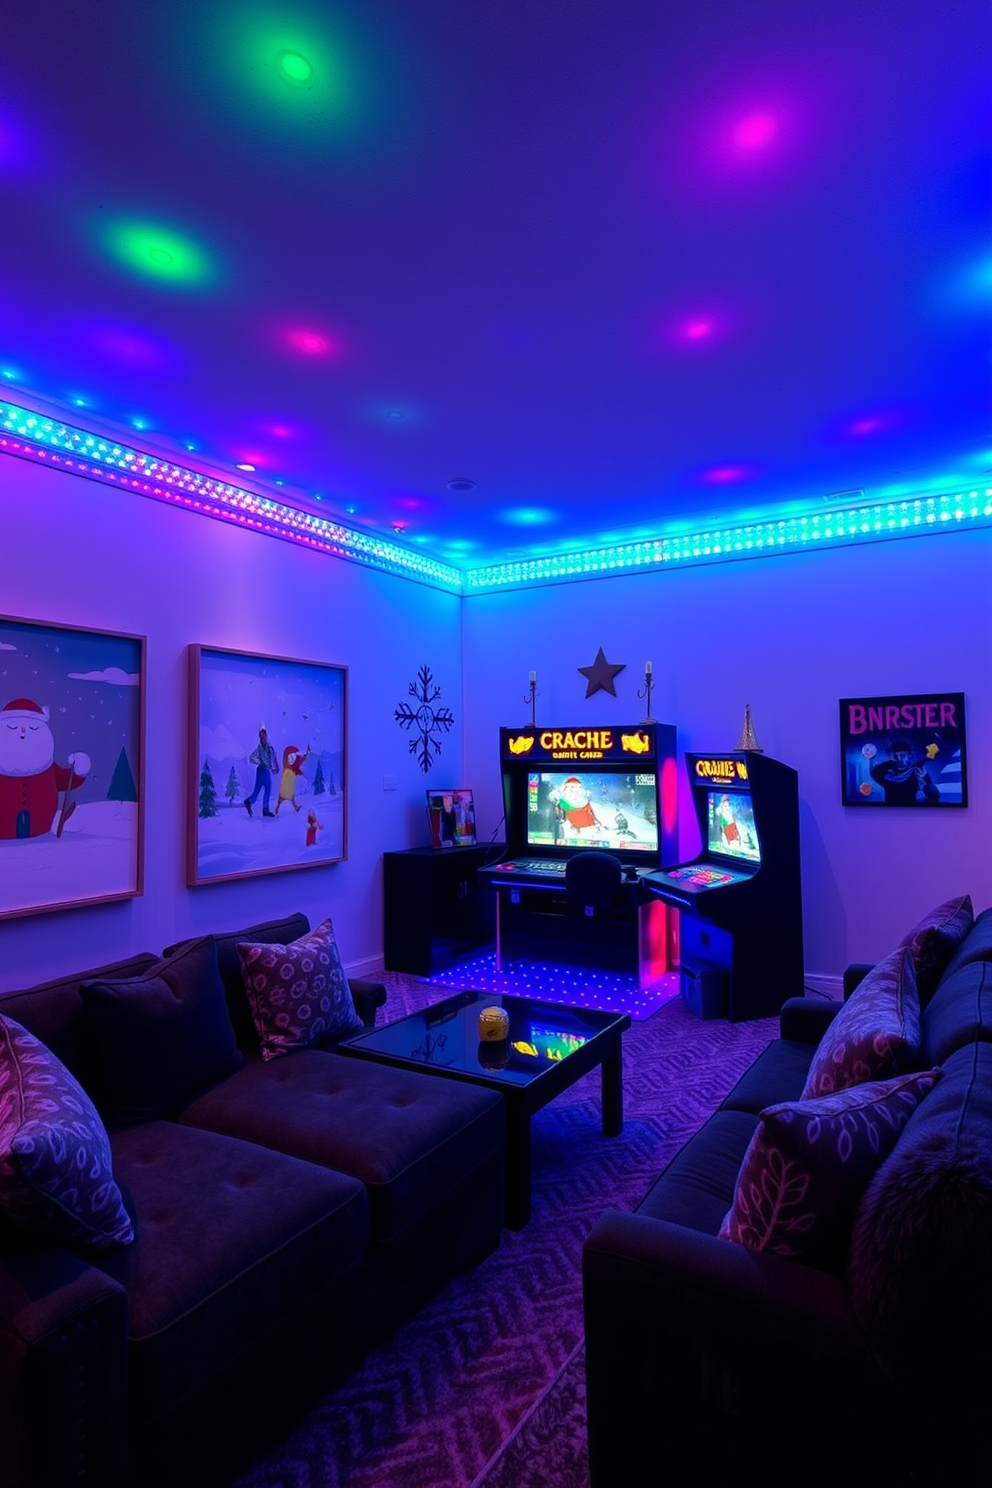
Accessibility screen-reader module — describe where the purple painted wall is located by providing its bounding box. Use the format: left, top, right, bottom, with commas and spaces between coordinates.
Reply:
461, 533, 991, 973
0, 456, 463, 990
1, 452, 989, 988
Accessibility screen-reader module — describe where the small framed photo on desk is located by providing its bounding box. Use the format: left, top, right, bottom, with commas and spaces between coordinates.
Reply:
426, 788, 476, 848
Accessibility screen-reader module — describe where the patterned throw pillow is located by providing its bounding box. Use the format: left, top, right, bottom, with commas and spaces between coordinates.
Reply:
898, 893, 974, 1004
238, 918, 363, 1061
801, 946, 920, 1100
719, 1068, 941, 1260
0, 1014, 134, 1250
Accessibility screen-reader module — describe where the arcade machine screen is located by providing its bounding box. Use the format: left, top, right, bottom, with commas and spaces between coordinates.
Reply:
526, 770, 658, 855
705, 789, 760, 864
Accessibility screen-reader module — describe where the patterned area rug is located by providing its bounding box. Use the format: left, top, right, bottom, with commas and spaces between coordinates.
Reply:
470, 1343, 589, 1488
235, 974, 775, 1488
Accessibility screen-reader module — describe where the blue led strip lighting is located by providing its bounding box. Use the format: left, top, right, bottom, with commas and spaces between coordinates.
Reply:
0, 400, 463, 592
2, 399, 989, 593
463, 491, 992, 592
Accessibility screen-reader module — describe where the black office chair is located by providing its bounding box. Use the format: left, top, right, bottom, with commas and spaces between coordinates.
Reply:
565, 851, 623, 918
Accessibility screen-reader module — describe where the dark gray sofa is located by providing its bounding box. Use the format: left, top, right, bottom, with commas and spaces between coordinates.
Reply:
0, 913, 505, 1488
583, 901, 992, 1486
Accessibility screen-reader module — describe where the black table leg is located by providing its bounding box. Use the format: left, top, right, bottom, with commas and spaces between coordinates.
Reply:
600, 1037, 623, 1136
503, 1099, 531, 1229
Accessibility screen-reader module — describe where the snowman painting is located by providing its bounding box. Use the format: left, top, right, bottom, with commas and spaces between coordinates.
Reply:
0, 698, 91, 840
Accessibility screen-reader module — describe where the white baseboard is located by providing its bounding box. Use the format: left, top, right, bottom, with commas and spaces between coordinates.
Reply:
345, 953, 386, 980
803, 973, 843, 1002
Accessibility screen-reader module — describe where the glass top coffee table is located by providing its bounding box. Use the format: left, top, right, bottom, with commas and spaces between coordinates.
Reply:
338, 990, 630, 1228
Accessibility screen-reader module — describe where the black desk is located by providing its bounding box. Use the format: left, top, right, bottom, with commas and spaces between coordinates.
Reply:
383, 845, 501, 975
478, 859, 671, 988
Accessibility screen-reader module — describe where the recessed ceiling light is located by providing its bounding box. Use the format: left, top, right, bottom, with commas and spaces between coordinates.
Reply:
236, 462, 256, 472
447, 477, 477, 492
276, 50, 313, 86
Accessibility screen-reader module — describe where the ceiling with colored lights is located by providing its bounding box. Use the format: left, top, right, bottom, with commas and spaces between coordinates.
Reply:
1, 1, 989, 574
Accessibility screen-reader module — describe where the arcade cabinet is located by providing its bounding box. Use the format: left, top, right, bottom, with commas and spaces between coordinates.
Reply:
640, 751, 803, 1021
478, 723, 678, 986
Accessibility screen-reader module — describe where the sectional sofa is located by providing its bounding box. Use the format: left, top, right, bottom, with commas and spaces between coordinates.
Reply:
583, 895, 992, 1486
0, 912, 505, 1488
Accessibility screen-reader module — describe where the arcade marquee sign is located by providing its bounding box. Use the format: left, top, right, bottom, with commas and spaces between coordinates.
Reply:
500, 725, 655, 763
691, 756, 750, 788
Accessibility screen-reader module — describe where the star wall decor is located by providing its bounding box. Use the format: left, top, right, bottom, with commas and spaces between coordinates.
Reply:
578, 647, 626, 699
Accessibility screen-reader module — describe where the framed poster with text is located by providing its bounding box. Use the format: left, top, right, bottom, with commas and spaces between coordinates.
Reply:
839, 692, 966, 807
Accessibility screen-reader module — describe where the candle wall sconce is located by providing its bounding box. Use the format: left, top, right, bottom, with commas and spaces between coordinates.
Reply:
637, 661, 656, 724
524, 670, 538, 726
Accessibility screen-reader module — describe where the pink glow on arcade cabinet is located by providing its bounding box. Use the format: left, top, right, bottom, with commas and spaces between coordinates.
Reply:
480, 723, 680, 996
643, 751, 803, 1021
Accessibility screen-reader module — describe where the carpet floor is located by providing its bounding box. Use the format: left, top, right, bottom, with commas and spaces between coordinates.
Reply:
234, 973, 775, 1488
426, 947, 681, 1020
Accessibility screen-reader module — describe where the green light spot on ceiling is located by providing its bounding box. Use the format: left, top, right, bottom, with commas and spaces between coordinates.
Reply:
106, 221, 212, 286
276, 49, 313, 85
219, 11, 359, 132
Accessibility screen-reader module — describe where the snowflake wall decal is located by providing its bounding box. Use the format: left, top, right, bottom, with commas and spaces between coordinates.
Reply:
394, 664, 455, 773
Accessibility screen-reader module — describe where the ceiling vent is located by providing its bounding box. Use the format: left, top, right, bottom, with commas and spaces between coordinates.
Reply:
447, 477, 477, 493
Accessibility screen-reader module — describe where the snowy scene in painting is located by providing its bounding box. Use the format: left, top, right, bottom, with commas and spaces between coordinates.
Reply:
191, 647, 345, 883
0, 618, 142, 916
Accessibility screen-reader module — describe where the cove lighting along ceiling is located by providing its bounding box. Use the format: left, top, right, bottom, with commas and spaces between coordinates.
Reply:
2, 400, 990, 596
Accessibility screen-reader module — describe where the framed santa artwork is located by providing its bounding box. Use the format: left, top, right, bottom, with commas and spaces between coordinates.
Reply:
0, 615, 145, 919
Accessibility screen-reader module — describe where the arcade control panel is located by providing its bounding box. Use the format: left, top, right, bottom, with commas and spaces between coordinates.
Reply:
487, 857, 650, 887
643, 862, 752, 896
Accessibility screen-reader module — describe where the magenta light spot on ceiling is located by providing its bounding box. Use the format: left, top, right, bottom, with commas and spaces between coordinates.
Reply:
257, 417, 318, 443
86, 324, 172, 371
731, 111, 778, 152
701, 463, 752, 484
283, 326, 340, 358
670, 314, 722, 347
838, 408, 901, 440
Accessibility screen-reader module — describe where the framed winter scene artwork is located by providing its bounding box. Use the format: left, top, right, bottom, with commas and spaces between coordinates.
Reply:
187, 644, 347, 886
0, 615, 145, 919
